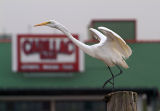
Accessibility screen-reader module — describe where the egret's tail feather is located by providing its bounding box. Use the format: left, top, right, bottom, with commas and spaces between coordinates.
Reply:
120, 60, 129, 69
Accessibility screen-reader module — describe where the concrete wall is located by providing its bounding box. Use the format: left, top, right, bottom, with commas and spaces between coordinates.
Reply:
1, 0, 160, 41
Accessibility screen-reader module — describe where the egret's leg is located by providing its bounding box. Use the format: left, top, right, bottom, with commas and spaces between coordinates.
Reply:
103, 66, 114, 88
108, 66, 114, 88
103, 66, 114, 89
115, 65, 123, 77
102, 65, 123, 88
106, 66, 114, 85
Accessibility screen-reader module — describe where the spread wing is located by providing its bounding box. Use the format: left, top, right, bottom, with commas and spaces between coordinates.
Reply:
89, 28, 107, 45
98, 27, 132, 59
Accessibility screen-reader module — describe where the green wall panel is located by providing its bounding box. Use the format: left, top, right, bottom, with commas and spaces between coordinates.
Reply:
90, 20, 136, 40
0, 43, 160, 90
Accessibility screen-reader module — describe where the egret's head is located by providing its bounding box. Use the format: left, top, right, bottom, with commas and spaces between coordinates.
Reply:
34, 20, 59, 28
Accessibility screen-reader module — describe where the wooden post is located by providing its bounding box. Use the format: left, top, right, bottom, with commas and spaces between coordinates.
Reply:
104, 91, 138, 111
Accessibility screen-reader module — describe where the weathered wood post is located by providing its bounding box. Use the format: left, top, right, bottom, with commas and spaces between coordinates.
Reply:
104, 91, 138, 111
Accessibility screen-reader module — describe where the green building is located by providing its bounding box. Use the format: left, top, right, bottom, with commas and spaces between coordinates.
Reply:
0, 20, 159, 111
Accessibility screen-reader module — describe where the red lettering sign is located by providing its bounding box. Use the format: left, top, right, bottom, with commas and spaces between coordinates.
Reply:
17, 34, 80, 72
22, 39, 75, 59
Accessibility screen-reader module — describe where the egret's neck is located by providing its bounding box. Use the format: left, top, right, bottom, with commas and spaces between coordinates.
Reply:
56, 24, 94, 57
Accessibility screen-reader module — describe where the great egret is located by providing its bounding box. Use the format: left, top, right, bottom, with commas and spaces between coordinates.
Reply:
34, 20, 132, 88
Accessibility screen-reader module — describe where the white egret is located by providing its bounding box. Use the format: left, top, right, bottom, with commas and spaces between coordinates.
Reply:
34, 20, 132, 88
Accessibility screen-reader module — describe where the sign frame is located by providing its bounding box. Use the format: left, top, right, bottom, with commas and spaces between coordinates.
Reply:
12, 34, 84, 73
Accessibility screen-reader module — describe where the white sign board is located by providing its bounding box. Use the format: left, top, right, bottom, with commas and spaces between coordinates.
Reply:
12, 34, 84, 72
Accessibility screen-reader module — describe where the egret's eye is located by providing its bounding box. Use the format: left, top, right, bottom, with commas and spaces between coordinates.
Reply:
47, 21, 51, 24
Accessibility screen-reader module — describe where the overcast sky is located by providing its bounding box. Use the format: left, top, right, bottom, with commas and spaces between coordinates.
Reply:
1, 0, 160, 40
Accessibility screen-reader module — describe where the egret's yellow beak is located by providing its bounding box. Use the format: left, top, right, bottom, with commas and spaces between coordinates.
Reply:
34, 21, 50, 27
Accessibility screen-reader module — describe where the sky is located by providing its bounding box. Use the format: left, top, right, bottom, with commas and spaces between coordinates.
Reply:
1, 0, 160, 40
